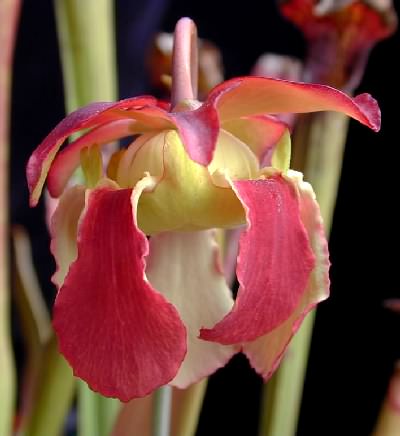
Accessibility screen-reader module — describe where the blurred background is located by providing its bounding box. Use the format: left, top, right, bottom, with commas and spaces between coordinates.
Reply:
10, 0, 400, 434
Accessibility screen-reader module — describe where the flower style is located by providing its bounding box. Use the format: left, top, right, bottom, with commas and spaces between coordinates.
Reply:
27, 18, 380, 401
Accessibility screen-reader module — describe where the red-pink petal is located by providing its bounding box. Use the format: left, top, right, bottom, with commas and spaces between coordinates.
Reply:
243, 173, 330, 378
208, 76, 380, 131
200, 175, 315, 344
171, 101, 220, 166
222, 115, 287, 163
27, 97, 157, 206
53, 182, 187, 401
47, 120, 137, 198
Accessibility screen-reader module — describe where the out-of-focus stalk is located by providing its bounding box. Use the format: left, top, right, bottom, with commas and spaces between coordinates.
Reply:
372, 364, 400, 436
152, 386, 172, 436
291, 112, 350, 230
171, 380, 208, 436
54, 0, 117, 110
112, 395, 154, 436
22, 336, 75, 436
12, 226, 52, 431
54, 0, 120, 434
260, 2, 397, 435
0, 0, 21, 434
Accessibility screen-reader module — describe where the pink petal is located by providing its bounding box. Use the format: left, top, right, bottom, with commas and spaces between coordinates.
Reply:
47, 120, 137, 198
200, 174, 315, 344
243, 173, 330, 378
222, 115, 287, 163
208, 76, 380, 131
27, 97, 157, 206
146, 230, 238, 388
53, 181, 187, 400
171, 101, 220, 166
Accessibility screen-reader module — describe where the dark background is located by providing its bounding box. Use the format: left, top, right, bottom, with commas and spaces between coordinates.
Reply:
10, 1, 400, 435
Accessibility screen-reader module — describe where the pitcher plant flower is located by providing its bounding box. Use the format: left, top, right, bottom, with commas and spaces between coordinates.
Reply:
280, 0, 397, 91
26, 18, 380, 401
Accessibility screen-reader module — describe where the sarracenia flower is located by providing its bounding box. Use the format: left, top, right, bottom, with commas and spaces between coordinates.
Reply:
26, 18, 380, 401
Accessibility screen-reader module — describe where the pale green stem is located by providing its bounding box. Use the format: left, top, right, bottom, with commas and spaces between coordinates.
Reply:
78, 381, 120, 436
21, 335, 75, 436
12, 226, 52, 430
54, 1, 120, 434
0, 1, 21, 434
152, 386, 172, 436
77, 381, 100, 436
261, 112, 350, 436
171, 380, 208, 436
54, 0, 117, 110
260, 312, 315, 436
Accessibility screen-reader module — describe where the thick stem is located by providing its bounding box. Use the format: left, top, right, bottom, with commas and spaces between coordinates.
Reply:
171, 17, 198, 107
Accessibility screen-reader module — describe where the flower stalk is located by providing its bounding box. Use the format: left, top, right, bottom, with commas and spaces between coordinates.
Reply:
53, 0, 120, 433
0, 0, 21, 434
152, 386, 173, 436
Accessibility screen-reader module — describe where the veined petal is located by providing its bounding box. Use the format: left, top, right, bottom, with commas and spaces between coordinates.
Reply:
27, 97, 157, 206
243, 171, 330, 378
222, 115, 287, 162
200, 174, 315, 344
47, 120, 137, 198
50, 184, 86, 288
208, 76, 380, 131
146, 230, 238, 388
53, 178, 187, 400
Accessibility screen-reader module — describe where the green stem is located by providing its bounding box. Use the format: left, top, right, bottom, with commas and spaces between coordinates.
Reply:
12, 226, 52, 430
171, 380, 208, 436
152, 386, 172, 436
261, 111, 350, 436
22, 335, 75, 436
54, 0, 117, 110
54, 1, 120, 434
0, 1, 21, 434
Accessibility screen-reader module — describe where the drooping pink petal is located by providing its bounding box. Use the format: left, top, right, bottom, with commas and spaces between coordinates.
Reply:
47, 120, 137, 198
50, 184, 86, 288
242, 172, 330, 378
27, 97, 157, 206
200, 174, 315, 344
53, 180, 187, 401
146, 230, 238, 388
222, 115, 287, 163
208, 76, 380, 131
